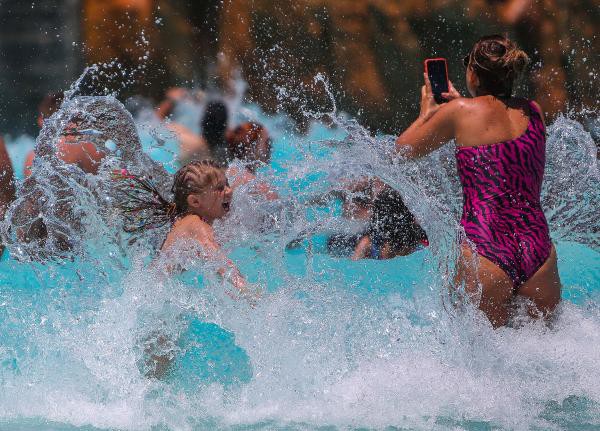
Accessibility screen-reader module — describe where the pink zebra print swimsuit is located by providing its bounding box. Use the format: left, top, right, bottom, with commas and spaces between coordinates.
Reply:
455, 101, 552, 288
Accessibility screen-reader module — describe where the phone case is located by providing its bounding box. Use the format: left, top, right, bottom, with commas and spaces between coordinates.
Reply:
424, 58, 449, 104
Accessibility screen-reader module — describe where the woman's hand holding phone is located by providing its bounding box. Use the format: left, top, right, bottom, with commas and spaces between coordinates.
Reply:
441, 81, 461, 101
419, 74, 461, 121
419, 73, 441, 121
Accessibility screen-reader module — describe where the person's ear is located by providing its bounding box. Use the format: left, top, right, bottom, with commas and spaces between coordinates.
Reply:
468, 68, 480, 87
186, 194, 202, 209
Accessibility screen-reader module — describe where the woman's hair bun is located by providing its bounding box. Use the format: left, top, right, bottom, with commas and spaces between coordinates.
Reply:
501, 44, 530, 76
469, 34, 530, 97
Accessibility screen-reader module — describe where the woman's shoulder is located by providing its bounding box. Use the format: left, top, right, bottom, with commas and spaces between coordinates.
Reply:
452, 95, 533, 119
437, 97, 484, 127
440, 97, 480, 118
528, 100, 544, 118
450, 95, 493, 111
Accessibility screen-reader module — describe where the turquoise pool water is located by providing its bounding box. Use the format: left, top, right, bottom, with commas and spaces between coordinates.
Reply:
0, 93, 598, 430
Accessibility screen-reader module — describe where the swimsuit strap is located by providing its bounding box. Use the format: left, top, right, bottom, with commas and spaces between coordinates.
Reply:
526, 100, 545, 133
527, 100, 541, 117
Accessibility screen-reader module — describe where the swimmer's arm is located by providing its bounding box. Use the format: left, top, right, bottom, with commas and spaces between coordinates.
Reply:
396, 74, 464, 159
191, 223, 248, 291
155, 88, 188, 120
179, 137, 209, 164
0, 137, 15, 218
351, 236, 371, 261
395, 99, 463, 159
168, 123, 206, 159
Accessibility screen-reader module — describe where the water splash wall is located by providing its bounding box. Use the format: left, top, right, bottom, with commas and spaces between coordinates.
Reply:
0, 69, 598, 430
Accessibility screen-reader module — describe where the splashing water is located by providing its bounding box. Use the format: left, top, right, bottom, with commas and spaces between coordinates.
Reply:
0, 70, 598, 431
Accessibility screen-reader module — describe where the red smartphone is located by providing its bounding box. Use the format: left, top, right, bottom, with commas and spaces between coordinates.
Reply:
424, 58, 449, 104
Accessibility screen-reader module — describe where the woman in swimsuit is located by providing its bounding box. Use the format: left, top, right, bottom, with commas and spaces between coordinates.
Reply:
396, 35, 561, 327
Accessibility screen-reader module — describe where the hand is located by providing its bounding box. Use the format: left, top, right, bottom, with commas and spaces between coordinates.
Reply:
441, 81, 461, 101
227, 276, 263, 308
419, 73, 441, 121
239, 283, 263, 308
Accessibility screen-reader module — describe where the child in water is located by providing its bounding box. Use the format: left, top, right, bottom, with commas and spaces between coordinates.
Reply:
116, 160, 256, 378
227, 121, 278, 200
352, 186, 428, 260
114, 159, 249, 297
24, 93, 105, 176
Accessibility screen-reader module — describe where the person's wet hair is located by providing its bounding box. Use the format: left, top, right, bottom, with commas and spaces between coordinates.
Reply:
227, 122, 271, 165
201, 100, 228, 153
464, 35, 530, 98
368, 187, 427, 252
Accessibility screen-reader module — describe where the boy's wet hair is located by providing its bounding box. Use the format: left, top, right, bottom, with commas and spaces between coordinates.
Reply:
227, 122, 269, 161
368, 187, 427, 251
201, 101, 228, 151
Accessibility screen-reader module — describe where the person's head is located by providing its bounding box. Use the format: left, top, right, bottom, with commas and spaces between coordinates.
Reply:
115, 160, 232, 233
369, 186, 427, 253
38, 93, 64, 128
463, 35, 530, 98
342, 177, 376, 220
201, 100, 228, 151
227, 122, 271, 169
172, 159, 232, 223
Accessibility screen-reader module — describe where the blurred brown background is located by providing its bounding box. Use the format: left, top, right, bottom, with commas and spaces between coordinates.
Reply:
0, 0, 597, 134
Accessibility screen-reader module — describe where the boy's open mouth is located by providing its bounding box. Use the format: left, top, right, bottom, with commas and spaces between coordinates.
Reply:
222, 201, 231, 212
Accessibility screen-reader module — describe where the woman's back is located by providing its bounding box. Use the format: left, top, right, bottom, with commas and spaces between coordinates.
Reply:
454, 96, 541, 148
455, 98, 547, 201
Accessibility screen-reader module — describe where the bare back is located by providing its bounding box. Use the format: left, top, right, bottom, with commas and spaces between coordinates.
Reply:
454, 97, 541, 148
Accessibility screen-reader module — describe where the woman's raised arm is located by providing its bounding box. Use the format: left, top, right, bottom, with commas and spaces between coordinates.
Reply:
395, 74, 463, 159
